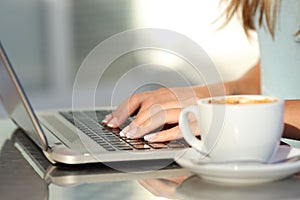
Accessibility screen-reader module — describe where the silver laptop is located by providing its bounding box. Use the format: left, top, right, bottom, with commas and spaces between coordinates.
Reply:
0, 41, 188, 164
10, 128, 189, 186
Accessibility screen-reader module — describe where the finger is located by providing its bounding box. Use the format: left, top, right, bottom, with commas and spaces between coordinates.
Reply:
144, 121, 200, 142
104, 93, 147, 128
133, 103, 176, 127
137, 98, 181, 115
101, 113, 113, 124
122, 108, 181, 139
113, 87, 182, 127
144, 126, 182, 142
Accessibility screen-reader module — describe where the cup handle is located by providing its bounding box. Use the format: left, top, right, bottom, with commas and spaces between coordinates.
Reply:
179, 105, 205, 153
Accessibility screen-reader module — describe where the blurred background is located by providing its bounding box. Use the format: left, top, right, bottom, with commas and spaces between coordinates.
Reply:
0, 0, 259, 117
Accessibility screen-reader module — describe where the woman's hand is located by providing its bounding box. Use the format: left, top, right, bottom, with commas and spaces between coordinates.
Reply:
102, 86, 206, 142
102, 62, 260, 142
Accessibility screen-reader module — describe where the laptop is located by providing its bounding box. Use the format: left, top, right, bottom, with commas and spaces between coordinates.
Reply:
10, 128, 190, 186
0, 41, 188, 165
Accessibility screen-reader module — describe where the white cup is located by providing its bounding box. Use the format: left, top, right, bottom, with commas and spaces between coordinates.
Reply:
179, 95, 284, 162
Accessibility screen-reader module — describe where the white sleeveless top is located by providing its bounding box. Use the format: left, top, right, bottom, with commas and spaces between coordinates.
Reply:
255, 0, 300, 99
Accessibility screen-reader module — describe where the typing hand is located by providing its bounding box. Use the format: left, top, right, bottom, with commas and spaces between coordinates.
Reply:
102, 87, 204, 142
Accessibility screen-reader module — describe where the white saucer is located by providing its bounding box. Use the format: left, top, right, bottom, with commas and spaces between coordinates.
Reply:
175, 145, 300, 185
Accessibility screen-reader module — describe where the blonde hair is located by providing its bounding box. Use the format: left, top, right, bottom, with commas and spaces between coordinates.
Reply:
222, 0, 277, 37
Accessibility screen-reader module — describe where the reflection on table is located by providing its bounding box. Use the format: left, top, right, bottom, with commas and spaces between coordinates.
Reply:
1, 118, 300, 200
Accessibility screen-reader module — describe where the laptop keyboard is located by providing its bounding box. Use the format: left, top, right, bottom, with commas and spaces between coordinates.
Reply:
59, 110, 189, 152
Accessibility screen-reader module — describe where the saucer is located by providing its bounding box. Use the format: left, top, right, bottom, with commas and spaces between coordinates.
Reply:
175, 145, 300, 185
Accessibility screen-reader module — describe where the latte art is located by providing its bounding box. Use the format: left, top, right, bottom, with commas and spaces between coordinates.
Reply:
208, 97, 277, 105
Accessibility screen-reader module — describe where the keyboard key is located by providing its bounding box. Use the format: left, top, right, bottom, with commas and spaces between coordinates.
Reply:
132, 144, 151, 150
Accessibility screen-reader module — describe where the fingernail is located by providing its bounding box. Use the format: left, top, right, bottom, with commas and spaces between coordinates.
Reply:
126, 126, 138, 138
144, 133, 157, 141
120, 126, 129, 137
102, 114, 112, 123
107, 117, 118, 128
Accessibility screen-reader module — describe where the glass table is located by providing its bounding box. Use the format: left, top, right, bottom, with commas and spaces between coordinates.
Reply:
1, 118, 300, 200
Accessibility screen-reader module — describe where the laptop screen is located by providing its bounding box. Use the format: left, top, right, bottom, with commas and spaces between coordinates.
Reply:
0, 42, 48, 150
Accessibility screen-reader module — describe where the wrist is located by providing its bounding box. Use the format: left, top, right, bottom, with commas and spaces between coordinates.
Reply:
192, 82, 232, 99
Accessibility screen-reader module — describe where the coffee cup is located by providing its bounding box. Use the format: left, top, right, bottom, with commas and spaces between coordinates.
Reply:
179, 95, 284, 163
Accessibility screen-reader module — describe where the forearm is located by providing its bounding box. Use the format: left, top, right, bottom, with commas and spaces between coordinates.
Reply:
283, 100, 300, 140
193, 61, 261, 98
